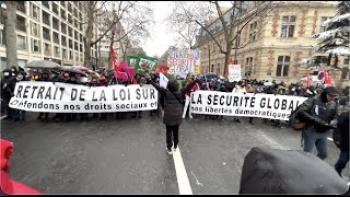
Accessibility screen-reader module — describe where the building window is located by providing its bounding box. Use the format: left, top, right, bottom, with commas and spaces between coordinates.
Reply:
44, 43, 51, 56
74, 42, 79, 51
276, 56, 290, 77
68, 3, 72, 13
62, 48, 67, 59
320, 17, 332, 33
74, 30, 78, 40
31, 38, 41, 53
281, 16, 295, 38
43, 27, 50, 41
75, 52, 79, 61
17, 35, 26, 50
60, 1, 66, 8
68, 27, 73, 37
341, 68, 349, 80
61, 36, 67, 46
344, 58, 349, 65
69, 39, 73, 49
31, 3, 40, 21
16, 15, 26, 32
42, 1, 50, 9
249, 22, 257, 42
61, 22, 67, 34
42, 11, 50, 26
68, 15, 73, 24
80, 44, 83, 52
52, 2, 59, 15
53, 17, 59, 31
245, 57, 253, 76
31, 22, 40, 37
60, 9, 66, 20
69, 50, 73, 60
79, 13, 82, 21
0, 30, 4, 45
74, 20, 78, 29
16, 2, 26, 14
80, 23, 83, 31
54, 46, 60, 57
1, 57, 7, 69
80, 34, 83, 42
74, 8, 78, 18
53, 32, 60, 44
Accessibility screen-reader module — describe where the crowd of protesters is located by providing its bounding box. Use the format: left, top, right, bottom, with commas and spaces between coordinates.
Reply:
1, 66, 349, 125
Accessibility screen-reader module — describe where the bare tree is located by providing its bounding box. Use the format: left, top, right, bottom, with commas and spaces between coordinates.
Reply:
83, 1, 152, 69
174, 1, 273, 77
114, 2, 153, 60
82, 1, 131, 68
168, 1, 215, 49
1, 2, 17, 69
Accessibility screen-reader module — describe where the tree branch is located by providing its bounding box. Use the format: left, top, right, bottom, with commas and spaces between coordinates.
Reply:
195, 20, 226, 54
90, 14, 118, 46
232, 40, 250, 49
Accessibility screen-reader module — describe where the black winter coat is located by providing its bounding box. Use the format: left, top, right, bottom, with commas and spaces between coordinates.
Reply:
336, 112, 349, 151
151, 80, 196, 126
298, 92, 337, 133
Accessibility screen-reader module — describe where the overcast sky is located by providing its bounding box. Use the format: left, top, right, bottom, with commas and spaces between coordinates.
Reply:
141, 1, 232, 58
141, 2, 176, 58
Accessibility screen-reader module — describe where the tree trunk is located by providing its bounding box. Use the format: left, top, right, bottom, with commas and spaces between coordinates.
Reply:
4, 1, 17, 69
83, 1, 94, 68
223, 42, 232, 77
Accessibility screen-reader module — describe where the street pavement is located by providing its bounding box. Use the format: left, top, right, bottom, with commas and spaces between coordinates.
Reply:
1, 112, 349, 194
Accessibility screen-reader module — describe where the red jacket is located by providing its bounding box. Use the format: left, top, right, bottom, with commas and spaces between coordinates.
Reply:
0, 139, 42, 195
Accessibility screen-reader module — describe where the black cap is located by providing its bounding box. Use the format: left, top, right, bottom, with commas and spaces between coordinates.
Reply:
325, 86, 339, 97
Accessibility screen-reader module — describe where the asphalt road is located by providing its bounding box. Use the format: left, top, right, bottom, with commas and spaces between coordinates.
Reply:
1, 112, 349, 194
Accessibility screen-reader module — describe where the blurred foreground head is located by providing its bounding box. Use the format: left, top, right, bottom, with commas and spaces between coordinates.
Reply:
239, 147, 349, 195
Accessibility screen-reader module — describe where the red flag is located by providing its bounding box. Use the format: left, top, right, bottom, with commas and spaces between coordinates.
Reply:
306, 72, 312, 87
324, 70, 334, 87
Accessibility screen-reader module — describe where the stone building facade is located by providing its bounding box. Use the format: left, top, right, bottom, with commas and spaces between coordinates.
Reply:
198, 1, 349, 87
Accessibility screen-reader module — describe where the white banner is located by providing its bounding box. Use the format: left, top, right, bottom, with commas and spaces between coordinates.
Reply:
228, 64, 242, 82
190, 91, 307, 120
9, 81, 158, 113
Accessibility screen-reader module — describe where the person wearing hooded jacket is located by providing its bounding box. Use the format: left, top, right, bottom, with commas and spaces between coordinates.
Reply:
148, 77, 198, 155
298, 86, 338, 160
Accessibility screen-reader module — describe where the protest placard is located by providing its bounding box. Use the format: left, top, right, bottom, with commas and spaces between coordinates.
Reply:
228, 64, 242, 82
